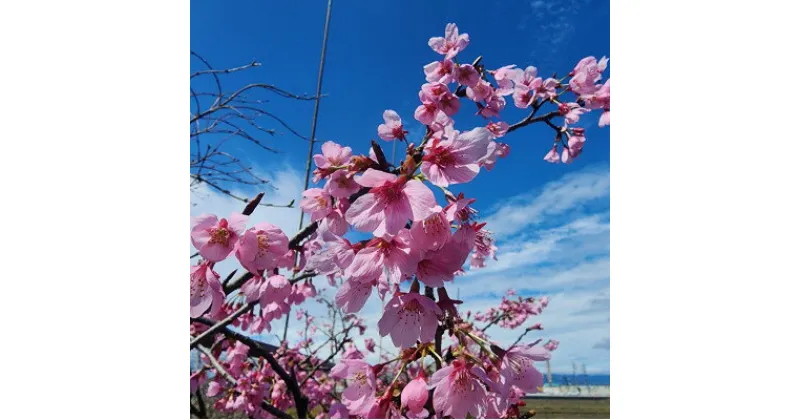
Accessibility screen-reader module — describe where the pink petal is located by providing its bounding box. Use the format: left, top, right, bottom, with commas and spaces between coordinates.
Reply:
345, 193, 384, 233
428, 37, 446, 54
335, 279, 373, 313
383, 109, 401, 124
402, 180, 440, 221
355, 169, 397, 188
441, 164, 479, 185
321, 141, 342, 159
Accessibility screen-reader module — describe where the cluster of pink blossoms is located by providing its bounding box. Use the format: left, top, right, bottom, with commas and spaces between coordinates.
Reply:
190, 22, 608, 419
473, 290, 549, 329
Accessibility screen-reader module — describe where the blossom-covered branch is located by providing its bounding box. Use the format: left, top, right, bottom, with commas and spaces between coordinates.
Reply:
189, 22, 608, 419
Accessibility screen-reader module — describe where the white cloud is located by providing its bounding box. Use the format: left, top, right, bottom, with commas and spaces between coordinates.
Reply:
482, 164, 609, 238
517, 0, 596, 66
442, 164, 610, 373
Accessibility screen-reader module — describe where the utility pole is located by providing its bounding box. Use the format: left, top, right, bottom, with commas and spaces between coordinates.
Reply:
282, 0, 334, 342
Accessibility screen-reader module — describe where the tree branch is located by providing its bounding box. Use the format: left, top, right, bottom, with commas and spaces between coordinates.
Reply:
192, 318, 309, 419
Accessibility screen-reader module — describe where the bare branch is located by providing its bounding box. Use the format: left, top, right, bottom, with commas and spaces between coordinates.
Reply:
191, 60, 261, 78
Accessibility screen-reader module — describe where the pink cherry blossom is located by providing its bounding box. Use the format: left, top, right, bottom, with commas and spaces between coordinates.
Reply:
513, 85, 535, 108
345, 230, 418, 286
422, 126, 492, 187
401, 373, 429, 415
345, 169, 441, 236
466, 79, 494, 102
429, 111, 453, 133
561, 147, 574, 164
486, 121, 509, 139
191, 213, 248, 262
420, 82, 461, 117
235, 223, 290, 274
544, 339, 560, 351
414, 96, 439, 125
240, 274, 267, 303
544, 145, 560, 163
429, 360, 489, 418
478, 94, 506, 118
480, 140, 510, 170
377, 292, 442, 348
569, 56, 608, 95
409, 210, 451, 251
300, 188, 333, 222
453, 63, 480, 87
328, 402, 349, 419
335, 277, 375, 314
190, 260, 224, 318
377, 110, 408, 142
318, 199, 349, 239
560, 102, 590, 124
516, 66, 539, 89
533, 77, 559, 99
261, 300, 289, 325
599, 109, 610, 127
499, 344, 550, 395
330, 359, 378, 417
493, 64, 522, 96
313, 141, 353, 170
423, 59, 455, 84
364, 338, 376, 352
260, 274, 291, 306
325, 170, 361, 199
342, 344, 365, 360
428, 23, 469, 60
415, 240, 470, 288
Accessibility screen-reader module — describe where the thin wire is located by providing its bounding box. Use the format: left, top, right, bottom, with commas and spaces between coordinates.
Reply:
283, 0, 334, 343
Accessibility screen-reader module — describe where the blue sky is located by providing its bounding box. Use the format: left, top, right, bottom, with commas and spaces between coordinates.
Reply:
191, 0, 610, 374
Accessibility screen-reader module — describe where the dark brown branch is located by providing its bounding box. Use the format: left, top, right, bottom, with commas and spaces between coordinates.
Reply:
191, 60, 261, 78
371, 140, 389, 170
192, 175, 294, 208
198, 344, 292, 419
507, 110, 561, 134
191, 83, 317, 124
480, 313, 507, 332
288, 221, 319, 249
192, 318, 309, 419
190, 302, 255, 349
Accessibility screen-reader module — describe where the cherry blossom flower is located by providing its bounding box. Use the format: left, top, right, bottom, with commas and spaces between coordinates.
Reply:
300, 188, 333, 222
325, 170, 361, 198
498, 344, 550, 395
345, 169, 441, 236
377, 110, 408, 141
190, 261, 224, 318
401, 373, 429, 417
453, 63, 480, 87
378, 292, 442, 348
191, 213, 248, 262
428, 23, 469, 59
429, 359, 490, 418
330, 359, 378, 417
314, 141, 353, 170
423, 59, 455, 84
422, 126, 492, 187
235, 223, 290, 274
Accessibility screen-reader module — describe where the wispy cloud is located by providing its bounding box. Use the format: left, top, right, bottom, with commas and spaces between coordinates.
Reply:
483, 163, 609, 239
453, 163, 610, 372
517, 0, 594, 66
